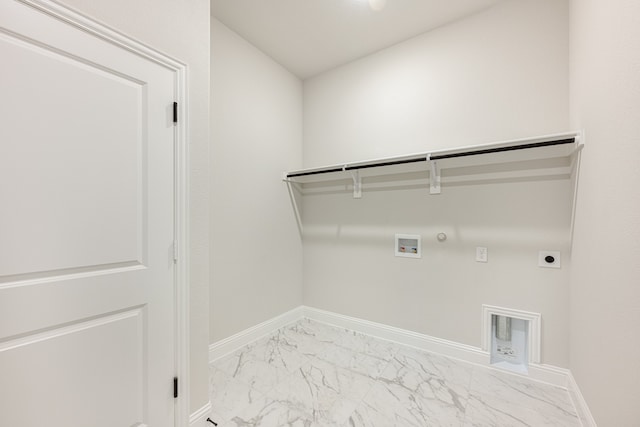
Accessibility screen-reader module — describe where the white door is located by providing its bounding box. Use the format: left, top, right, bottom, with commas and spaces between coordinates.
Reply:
0, 2, 177, 426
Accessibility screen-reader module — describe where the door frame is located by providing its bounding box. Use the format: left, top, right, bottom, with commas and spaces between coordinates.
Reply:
17, 1, 191, 425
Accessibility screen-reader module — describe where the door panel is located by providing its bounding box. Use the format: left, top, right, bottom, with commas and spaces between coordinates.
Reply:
0, 308, 145, 426
1, 30, 144, 277
0, 1, 176, 426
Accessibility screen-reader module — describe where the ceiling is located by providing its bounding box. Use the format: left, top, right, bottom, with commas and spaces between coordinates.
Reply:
210, 0, 504, 79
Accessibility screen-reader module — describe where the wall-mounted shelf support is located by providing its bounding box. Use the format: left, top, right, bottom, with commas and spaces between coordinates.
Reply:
351, 170, 362, 199
429, 158, 441, 195
283, 132, 582, 197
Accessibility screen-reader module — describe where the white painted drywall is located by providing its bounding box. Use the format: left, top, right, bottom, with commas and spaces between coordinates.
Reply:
55, 0, 211, 414
303, 0, 569, 168
210, 19, 303, 341
569, 0, 640, 423
303, 179, 573, 367
302, 0, 573, 367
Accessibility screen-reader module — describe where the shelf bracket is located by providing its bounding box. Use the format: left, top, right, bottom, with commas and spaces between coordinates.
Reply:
351, 170, 362, 199
429, 158, 441, 195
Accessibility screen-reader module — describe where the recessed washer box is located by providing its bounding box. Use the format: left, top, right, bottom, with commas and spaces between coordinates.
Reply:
395, 234, 421, 258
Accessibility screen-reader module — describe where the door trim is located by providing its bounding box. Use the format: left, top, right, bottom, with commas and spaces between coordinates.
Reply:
16, 1, 190, 425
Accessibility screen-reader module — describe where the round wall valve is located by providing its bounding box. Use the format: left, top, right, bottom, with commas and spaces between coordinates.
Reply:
437, 232, 447, 242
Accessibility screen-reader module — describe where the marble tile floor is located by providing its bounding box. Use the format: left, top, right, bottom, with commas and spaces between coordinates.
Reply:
208, 319, 581, 427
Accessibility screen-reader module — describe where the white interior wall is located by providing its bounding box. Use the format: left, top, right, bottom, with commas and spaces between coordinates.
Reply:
303, 177, 573, 367
56, 0, 211, 414
302, 0, 573, 367
210, 18, 303, 341
569, 0, 640, 424
303, 0, 569, 168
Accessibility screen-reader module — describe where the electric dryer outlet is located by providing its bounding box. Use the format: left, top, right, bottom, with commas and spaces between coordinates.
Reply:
538, 251, 561, 268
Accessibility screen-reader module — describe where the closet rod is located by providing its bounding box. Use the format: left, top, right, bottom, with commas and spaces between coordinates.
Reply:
286, 137, 575, 178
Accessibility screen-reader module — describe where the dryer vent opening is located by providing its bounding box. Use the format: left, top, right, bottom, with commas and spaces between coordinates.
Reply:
491, 314, 528, 373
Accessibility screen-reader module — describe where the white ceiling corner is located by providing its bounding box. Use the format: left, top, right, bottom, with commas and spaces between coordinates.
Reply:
210, 0, 504, 79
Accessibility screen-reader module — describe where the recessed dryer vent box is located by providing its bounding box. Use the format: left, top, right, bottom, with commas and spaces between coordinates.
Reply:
395, 234, 421, 258
482, 305, 542, 375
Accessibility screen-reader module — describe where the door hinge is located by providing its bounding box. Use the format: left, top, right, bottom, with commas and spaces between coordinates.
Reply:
173, 240, 178, 263
173, 102, 178, 124
173, 377, 178, 398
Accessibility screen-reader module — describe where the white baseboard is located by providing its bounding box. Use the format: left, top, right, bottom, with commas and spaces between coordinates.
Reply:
189, 401, 212, 427
301, 306, 489, 365
208, 304, 594, 416
301, 306, 571, 388
567, 371, 598, 427
209, 306, 304, 362
526, 363, 571, 389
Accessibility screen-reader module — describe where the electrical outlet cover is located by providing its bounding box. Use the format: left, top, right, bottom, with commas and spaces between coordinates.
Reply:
476, 247, 488, 262
538, 251, 561, 268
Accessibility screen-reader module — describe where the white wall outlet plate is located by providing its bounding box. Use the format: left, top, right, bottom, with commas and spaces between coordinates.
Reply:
538, 251, 561, 268
476, 247, 488, 262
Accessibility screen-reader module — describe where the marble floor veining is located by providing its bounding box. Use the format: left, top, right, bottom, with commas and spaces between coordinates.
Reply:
208, 319, 581, 426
